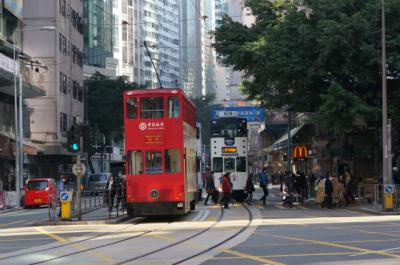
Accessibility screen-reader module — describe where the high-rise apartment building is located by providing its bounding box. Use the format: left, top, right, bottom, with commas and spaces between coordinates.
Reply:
213, 0, 254, 103
179, 0, 202, 98
84, 0, 117, 78
23, 0, 84, 178
114, 0, 180, 88
202, 0, 216, 97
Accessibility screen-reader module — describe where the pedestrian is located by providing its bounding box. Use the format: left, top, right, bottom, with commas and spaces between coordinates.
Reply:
56, 175, 67, 217
221, 172, 233, 209
323, 175, 333, 209
315, 176, 325, 205
106, 174, 117, 212
283, 172, 295, 208
245, 173, 255, 205
296, 172, 307, 204
308, 173, 317, 198
344, 171, 354, 205
204, 171, 216, 205
259, 168, 269, 205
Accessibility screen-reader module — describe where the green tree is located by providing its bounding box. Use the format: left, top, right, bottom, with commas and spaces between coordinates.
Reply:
212, 0, 400, 136
86, 72, 144, 145
192, 94, 217, 146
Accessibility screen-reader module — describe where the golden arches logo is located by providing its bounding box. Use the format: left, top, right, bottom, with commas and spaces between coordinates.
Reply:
293, 145, 308, 159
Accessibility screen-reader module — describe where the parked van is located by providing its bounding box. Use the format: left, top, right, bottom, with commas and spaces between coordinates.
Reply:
24, 178, 57, 208
88, 173, 110, 194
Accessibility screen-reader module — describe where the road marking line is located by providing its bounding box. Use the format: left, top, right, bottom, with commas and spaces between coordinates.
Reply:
221, 249, 286, 265
262, 233, 400, 259
351, 246, 400, 257
34, 227, 116, 263
35, 227, 69, 244
359, 229, 400, 238
199, 210, 210, 222
213, 251, 358, 259
274, 204, 286, 210
0, 237, 51, 242
0, 220, 26, 227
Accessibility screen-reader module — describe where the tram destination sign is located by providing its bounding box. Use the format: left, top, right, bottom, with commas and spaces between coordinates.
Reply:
212, 107, 265, 123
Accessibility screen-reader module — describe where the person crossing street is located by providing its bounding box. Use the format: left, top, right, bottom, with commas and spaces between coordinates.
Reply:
259, 168, 269, 205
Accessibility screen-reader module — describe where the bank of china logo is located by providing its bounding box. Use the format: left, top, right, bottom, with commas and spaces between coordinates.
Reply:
139, 122, 147, 131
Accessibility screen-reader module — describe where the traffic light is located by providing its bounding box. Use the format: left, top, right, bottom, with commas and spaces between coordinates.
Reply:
67, 124, 81, 153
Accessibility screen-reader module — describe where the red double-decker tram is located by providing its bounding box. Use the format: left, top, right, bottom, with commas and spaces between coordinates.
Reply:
123, 89, 198, 216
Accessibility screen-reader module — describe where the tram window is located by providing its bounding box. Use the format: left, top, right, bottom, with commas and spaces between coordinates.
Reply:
236, 157, 246, 172
168, 96, 180, 118
146, 151, 162, 174
165, 149, 181, 173
224, 158, 235, 172
140, 97, 164, 118
212, 157, 223, 172
126, 98, 137, 119
127, 150, 143, 175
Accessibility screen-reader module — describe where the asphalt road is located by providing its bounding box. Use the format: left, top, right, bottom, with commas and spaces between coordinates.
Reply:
1, 187, 400, 265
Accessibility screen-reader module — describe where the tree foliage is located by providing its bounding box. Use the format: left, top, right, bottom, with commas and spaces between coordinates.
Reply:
86, 72, 144, 144
212, 0, 400, 136
192, 94, 218, 145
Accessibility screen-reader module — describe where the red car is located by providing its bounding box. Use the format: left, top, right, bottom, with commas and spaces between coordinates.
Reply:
24, 178, 57, 208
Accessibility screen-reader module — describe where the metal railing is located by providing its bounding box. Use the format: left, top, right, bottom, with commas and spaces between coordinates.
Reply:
356, 184, 400, 210
48, 187, 126, 221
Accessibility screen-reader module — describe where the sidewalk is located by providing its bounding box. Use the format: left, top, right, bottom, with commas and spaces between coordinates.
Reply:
32, 206, 131, 226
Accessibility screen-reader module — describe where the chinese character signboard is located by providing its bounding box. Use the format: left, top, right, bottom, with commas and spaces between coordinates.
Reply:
212, 107, 265, 123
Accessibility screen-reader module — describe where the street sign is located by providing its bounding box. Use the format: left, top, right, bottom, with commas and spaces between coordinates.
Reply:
384, 184, 394, 193
72, 163, 86, 176
60, 191, 72, 202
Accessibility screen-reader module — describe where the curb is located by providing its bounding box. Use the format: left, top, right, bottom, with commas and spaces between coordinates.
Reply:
346, 206, 400, 215
0, 208, 24, 214
32, 214, 132, 226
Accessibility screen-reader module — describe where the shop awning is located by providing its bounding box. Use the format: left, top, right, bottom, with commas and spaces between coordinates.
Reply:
265, 124, 305, 152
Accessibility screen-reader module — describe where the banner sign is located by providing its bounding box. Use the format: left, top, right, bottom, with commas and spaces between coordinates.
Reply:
212, 107, 265, 123
4, 0, 23, 20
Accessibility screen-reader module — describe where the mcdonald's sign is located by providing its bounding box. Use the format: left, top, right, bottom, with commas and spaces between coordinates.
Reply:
293, 145, 308, 159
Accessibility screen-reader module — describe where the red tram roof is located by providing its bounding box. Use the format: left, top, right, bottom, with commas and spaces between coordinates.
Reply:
124, 88, 195, 108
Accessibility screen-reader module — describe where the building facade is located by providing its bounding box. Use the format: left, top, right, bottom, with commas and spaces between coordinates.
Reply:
0, 1, 47, 207
23, 0, 84, 178
83, 0, 117, 78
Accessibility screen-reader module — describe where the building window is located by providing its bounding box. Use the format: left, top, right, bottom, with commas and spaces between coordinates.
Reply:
59, 34, 67, 56
59, 0, 66, 16
73, 81, 78, 99
60, 72, 67, 94
78, 87, 84, 102
60, 112, 68, 132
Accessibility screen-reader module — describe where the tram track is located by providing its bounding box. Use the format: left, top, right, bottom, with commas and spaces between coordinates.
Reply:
0, 220, 142, 262
172, 203, 253, 265
114, 206, 225, 265
26, 215, 182, 265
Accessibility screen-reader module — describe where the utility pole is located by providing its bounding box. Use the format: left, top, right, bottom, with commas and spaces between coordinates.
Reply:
381, 0, 389, 185
287, 110, 292, 172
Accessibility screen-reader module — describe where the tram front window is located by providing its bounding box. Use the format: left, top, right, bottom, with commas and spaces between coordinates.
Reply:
146, 151, 162, 174
165, 149, 181, 173
128, 150, 143, 175
140, 97, 164, 118
236, 157, 246, 172
213, 157, 223, 172
224, 158, 235, 172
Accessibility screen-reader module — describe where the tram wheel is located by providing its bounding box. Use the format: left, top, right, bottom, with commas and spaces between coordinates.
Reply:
190, 200, 196, 211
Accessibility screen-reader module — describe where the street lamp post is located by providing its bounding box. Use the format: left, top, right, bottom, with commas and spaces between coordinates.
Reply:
381, 0, 389, 187
13, 26, 55, 208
